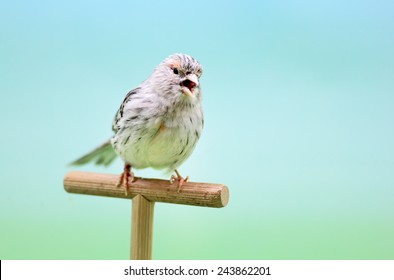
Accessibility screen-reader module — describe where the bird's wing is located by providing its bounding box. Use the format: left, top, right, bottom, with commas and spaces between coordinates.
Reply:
70, 88, 143, 167
112, 87, 141, 133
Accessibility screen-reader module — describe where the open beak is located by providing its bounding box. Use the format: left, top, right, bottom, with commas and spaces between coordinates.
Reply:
180, 74, 199, 97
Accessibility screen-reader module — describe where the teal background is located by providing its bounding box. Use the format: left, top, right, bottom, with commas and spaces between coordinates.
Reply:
1, 0, 393, 259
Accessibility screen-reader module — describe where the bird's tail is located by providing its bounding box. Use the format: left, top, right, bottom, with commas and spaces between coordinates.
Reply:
70, 140, 117, 166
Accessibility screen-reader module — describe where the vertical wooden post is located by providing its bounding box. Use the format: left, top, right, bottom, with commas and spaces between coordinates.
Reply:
130, 195, 155, 260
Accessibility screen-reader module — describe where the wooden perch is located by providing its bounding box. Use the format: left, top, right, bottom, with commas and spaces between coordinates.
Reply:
64, 171, 229, 260
64, 171, 229, 208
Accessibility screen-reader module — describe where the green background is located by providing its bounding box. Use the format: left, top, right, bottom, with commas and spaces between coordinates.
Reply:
1, 0, 393, 259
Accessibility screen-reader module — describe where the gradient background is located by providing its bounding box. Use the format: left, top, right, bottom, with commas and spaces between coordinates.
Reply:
1, 0, 393, 259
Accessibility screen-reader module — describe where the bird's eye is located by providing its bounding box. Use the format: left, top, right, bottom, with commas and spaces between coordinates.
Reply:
173, 68, 179, 75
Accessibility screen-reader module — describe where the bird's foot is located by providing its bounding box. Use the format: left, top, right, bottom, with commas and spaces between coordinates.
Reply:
170, 169, 189, 193
116, 163, 135, 195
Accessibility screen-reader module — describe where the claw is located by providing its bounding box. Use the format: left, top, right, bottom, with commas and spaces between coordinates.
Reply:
116, 163, 134, 195
170, 169, 189, 192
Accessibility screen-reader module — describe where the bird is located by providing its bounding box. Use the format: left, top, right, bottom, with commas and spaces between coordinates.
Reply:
71, 53, 204, 195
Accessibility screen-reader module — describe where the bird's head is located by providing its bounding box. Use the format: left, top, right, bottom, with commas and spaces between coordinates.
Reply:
152, 53, 203, 101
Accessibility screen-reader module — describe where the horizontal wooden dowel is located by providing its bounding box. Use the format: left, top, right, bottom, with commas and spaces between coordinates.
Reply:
64, 171, 229, 208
